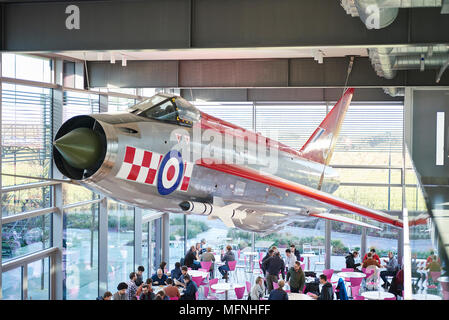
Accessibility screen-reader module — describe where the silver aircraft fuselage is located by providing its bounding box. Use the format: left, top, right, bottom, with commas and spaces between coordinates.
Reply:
54, 95, 340, 233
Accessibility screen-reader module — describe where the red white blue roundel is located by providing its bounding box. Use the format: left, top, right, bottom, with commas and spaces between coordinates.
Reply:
157, 150, 184, 195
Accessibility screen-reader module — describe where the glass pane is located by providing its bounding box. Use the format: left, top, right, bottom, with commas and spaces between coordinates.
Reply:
2, 186, 52, 217
28, 258, 50, 300
330, 216, 362, 271
196, 102, 254, 131
107, 201, 134, 291
1, 83, 52, 187
2, 267, 22, 300
142, 222, 150, 280
334, 186, 403, 211
1, 213, 51, 262
335, 168, 402, 185
64, 203, 99, 300
62, 184, 97, 205
169, 213, 185, 270
2, 53, 52, 83
63, 91, 99, 121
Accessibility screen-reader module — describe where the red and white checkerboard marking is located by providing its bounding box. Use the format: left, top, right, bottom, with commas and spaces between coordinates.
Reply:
116, 146, 193, 192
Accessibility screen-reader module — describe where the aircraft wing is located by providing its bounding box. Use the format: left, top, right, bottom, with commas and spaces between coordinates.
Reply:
197, 159, 403, 228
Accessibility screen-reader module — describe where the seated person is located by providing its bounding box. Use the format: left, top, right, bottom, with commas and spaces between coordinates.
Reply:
184, 246, 200, 270
218, 245, 236, 280
113, 282, 128, 300
151, 269, 168, 286
268, 280, 289, 300
362, 252, 381, 268
160, 261, 170, 275
309, 274, 334, 300
380, 252, 399, 289
345, 251, 362, 271
139, 284, 155, 300
250, 276, 265, 300
180, 274, 198, 300
155, 291, 170, 300
97, 291, 112, 300
136, 278, 153, 297
200, 247, 216, 277
163, 278, 181, 299
363, 248, 381, 264
171, 262, 182, 280
176, 266, 189, 287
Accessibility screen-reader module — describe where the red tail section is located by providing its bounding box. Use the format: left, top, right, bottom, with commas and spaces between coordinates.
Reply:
299, 88, 354, 165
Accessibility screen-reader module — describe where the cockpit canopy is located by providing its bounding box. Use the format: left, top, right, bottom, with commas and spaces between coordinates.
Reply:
128, 93, 201, 127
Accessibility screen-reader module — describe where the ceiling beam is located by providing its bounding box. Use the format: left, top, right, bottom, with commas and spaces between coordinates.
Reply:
87, 57, 449, 88
2, 0, 449, 51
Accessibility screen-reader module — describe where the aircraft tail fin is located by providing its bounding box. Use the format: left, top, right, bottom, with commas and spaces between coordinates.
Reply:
299, 88, 354, 165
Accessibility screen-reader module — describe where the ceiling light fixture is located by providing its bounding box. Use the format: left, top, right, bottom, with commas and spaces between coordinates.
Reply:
122, 54, 127, 67
110, 52, 115, 64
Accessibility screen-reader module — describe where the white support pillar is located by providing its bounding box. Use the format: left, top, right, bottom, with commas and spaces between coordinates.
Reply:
325, 220, 331, 270
134, 208, 143, 269
98, 198, 108, 295
51, 58, 65, 300
162, 213, 170, 267
0, 53, 3, 300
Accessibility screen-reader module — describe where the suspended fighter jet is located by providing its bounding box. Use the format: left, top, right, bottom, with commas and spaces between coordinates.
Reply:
40, 88, 402, 233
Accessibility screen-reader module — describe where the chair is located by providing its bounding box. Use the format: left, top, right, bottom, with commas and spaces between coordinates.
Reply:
234, 286, 245, 300
228, 260, 238, 281
200, 261, 212, 273
354, 295, 365, 300
245, 281, 252, 295
195, 291, 199, 300
203, 286, 218, 300
323, 269, 334, 282
192, 276, 203, 287
300, 263, 306, 271
349, 277, 363, 298
429, 271, 442, 289
300, 257, 304, 262
259, 252, 264, 260
170, 296, 179, 300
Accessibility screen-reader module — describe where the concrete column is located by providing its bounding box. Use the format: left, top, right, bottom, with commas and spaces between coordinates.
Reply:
361, 228, 367, 258
154, 219, 162, 269
325, 220, 331, 269
51, 58, 64, 300
134, 208, 143, 268
0, 53, 3, 300
98, 198, 108, 295
162, 213, 170, 267
183, 215, 187, 255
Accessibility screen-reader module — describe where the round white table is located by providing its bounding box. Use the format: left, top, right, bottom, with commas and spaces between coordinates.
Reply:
301, 253, 316, 271
188, 270, 209, 278
337, 272, 366, 279
361, 291, 395, 300
288, 293, 314, 300
412, 293, 442, 300
211, 282, 244, 300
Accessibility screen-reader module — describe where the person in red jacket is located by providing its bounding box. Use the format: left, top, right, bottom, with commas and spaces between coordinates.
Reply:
363, 248, 381, 264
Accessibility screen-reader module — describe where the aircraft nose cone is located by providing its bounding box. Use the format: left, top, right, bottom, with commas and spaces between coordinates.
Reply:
54, 127, 103, 170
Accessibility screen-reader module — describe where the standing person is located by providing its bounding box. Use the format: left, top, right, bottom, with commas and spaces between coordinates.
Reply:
151, 269, 168, 286
250, 276, 265, 300
219, 245, 236, 280
198, 239, 207, 255
261, 249, 274, 276
345, 251, 361, 271
180, 275, 198, 300
284, 248, 297, 272
380, 251, 399, 289
127, 272, 139, 300
113, 282, 128, 300
363, 248, 381, 264
135, 266, 145, 286
309, 274, 334, 300
164, 278, 181, 299
139, 284, 155, 300
290, 244, 301, 262
200, 247, 216, 277
286, 261, 305, 293
268, 280, 289, 300
263, 251, 285, 293
171, 262, 182, 280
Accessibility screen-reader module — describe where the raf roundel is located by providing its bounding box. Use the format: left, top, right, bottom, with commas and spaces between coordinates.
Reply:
157, 150, 184, 195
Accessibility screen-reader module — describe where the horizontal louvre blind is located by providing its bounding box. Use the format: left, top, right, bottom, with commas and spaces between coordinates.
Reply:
63, 91, 100, 121
195, 102, 253, 131
2, 83, 52, 164
108, 96, 136, 112
336, 104, 403, 152
256, 104, 327, 149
